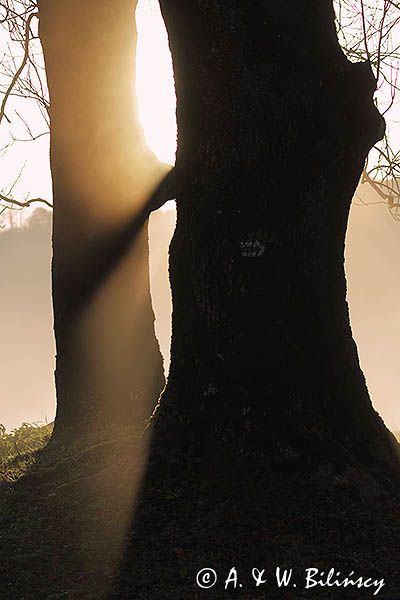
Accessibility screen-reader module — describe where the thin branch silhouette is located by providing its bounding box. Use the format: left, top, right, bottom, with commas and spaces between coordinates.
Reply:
0, 10, 38, 126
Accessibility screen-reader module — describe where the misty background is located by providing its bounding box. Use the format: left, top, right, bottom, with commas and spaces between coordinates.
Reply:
1, 186, 399, 433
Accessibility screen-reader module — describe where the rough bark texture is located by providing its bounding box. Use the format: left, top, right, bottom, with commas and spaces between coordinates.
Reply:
145, 0, 400, 474
38, 0, 165, 434
113, 3, 400, 597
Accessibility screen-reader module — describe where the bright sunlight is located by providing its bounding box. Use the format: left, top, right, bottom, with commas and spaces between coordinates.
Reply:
136, 0, 176, 166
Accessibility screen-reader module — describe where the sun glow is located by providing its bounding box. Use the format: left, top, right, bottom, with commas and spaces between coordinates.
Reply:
136, 0, 177, 166
0, 1, 176, 229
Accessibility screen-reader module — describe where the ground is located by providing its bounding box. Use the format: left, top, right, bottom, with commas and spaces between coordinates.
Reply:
0, 424, 400, 599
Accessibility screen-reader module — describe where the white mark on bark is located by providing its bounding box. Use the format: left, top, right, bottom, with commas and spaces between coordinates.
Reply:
240, 239, 265, 258
203, 383, 217, 397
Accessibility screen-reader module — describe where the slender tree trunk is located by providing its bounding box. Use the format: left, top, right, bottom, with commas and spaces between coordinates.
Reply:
150, 0, 400, 473
38, 0, 165, 435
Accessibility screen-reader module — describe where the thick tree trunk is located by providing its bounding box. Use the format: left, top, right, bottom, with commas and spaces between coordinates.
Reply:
148, 0, 399, 474
112, 4, 400, 597
38, 0, 165, 434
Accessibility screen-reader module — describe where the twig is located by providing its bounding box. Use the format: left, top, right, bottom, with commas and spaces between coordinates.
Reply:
0, 191, 52, 208
0, 10, 38, 126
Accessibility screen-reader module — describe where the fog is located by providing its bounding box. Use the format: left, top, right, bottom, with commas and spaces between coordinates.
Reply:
0, 190, 399, 432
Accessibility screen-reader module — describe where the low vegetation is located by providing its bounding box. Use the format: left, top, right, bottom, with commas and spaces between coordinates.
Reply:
0, 421, 145, 599
0, 422, 53, 484
1, 423, 399, 487
0, 424, 399, 599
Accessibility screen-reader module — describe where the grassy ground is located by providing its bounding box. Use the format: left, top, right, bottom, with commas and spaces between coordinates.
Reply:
0, 423, 53, 484
0, 423, 146, 599
0, 425, 400, 599
1, 426, 398, 487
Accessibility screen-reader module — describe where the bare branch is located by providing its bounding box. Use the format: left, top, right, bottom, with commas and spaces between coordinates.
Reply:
0, 9, 38, 126
0, 192, 53, 209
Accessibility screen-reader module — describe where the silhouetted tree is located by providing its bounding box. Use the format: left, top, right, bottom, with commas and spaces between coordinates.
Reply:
113, 3, 400, 595
38, 0, 167, 434
143, 0, 400, 472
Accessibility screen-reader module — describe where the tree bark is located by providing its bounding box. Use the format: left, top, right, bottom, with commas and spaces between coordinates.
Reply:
151, 0, 400, 473
38, 0, 166, 435
112, 4, 400, 597
150, 0, 397, 474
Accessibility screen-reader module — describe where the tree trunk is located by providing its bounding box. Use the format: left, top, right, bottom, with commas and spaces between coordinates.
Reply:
112, 4, 400, 597
38, 0, 165, 435
148, 0, 399, 474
